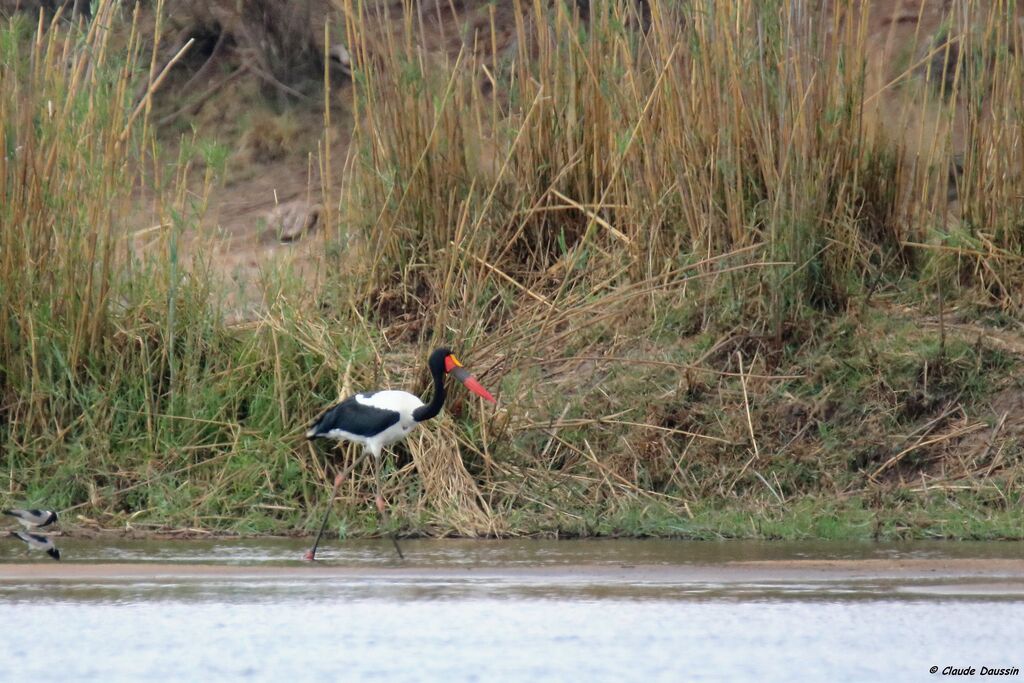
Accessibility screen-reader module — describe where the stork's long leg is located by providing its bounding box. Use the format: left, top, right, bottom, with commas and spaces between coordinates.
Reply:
373, 451, 404, 560
305, 448, 371, 561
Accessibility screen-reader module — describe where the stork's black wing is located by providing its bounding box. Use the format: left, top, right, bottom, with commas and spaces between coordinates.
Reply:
306, 393, 400, 439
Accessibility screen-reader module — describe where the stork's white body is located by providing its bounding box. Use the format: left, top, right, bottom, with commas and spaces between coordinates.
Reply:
308, 390, 426, 458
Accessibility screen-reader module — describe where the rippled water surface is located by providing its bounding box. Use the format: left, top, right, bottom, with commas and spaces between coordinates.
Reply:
2, 539, 1022, 682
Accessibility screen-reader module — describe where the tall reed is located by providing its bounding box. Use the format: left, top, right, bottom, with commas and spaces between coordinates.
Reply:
0, 6, 143, 433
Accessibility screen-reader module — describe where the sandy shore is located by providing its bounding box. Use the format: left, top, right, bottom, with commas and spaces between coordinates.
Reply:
2, 558, 1024, 584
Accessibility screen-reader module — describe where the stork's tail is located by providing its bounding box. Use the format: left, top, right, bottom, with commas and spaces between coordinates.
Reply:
306, 418, 327, 440
306, 402, 338, 440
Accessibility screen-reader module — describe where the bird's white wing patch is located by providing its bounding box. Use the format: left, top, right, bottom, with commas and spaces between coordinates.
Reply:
357, 390, 424, 416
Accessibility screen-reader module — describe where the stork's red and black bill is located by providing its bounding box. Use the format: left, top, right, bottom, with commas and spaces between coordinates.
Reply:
445, 355, 497, 404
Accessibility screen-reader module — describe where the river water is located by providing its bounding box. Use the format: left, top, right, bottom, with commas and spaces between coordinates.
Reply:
1, 539, 1022, 682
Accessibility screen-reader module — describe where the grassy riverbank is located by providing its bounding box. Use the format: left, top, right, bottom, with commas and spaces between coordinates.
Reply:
1, 1, 1023, 541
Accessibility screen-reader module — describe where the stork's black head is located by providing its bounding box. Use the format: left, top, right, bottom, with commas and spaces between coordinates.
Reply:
428, 347, 455, 375
426, 347, 496, 404
47, 547, 61, 561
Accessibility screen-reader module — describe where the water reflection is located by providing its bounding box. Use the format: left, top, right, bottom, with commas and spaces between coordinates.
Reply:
4, 537, 1023, 567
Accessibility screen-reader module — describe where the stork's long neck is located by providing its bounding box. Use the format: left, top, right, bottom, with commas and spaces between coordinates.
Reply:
412, 359, 446, 423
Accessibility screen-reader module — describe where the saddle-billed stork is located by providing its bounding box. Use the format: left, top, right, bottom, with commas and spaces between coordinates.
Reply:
304, 347, 496, 560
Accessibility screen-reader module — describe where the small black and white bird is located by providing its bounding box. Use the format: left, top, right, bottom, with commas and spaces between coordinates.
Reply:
9, 531, 61, 561
4, 508, 59, 530
304, 347, 496, 560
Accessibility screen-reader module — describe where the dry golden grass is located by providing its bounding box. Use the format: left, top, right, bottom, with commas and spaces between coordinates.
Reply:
409, 428, 497, 536
2, 1, 1023, 539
